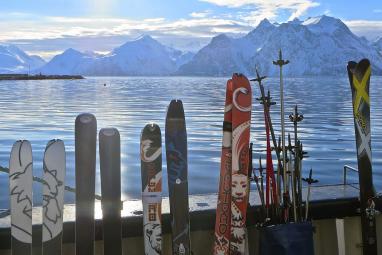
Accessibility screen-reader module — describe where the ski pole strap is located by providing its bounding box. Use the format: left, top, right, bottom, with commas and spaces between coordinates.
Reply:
142, 192, 162, 204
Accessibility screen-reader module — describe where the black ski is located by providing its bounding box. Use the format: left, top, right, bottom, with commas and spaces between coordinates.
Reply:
347, 58, 377, 254
99, 128, 122, 255
165, 100, 191, 255
75, 113, 97, 255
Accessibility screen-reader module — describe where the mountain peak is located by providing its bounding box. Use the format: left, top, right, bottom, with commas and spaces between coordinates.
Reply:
288, 18, 302, 25
134, 35, 157, 44
62, 48, 82, 55
258, 18, 273, 29
210, 34, 230, 44
302, 15, 349, 35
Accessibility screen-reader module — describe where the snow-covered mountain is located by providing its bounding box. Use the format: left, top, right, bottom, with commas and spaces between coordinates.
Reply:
38, 48, 96, 75
40, 35, 195, 76
177, 15, 382, 76
0, 45, 45, 74
34, 15, 382, 76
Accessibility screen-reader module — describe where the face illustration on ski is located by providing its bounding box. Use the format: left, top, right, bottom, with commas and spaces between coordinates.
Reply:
141, 123, 163, 255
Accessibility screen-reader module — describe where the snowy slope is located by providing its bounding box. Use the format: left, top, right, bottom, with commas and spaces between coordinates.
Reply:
375, 38, 382, 54
0, 45, 46, 74
38, 48, 96, 75
178, 15, 382, 76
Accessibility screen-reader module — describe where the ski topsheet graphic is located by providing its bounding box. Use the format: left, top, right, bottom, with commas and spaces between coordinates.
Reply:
42, 139, 66, 255
165, 100, 191, 255
347, 59, 377, 255
214, 74, 252, 255
141, 123, 162, 255
9, 140, 33, 255
214, 79, 233, 255
230, 74, 252, 255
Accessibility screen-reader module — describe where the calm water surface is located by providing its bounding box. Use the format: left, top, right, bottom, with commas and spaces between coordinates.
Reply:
0, 76, 381, 208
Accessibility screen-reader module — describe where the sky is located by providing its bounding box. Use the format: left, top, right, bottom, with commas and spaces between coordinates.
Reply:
0, 0, 381, 59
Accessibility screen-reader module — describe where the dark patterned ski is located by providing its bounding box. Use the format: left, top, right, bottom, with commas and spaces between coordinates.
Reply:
75, 113, 97, 255
347, 59, 377, 254
165, 100, 191, 255
141, 123, 162, 255
9, 140, 33, 255
213, 79, 233, 255
42, 139, 66, 255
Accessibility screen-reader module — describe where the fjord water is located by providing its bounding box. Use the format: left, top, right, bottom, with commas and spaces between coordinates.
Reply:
0, 76, 381, 208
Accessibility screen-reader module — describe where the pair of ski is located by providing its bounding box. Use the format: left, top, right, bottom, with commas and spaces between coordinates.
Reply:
9, 139, 65, 255
10, 114, 123, 255
140, 99, 191, 255
75, 113, 123, 255
214, 73, 252, 255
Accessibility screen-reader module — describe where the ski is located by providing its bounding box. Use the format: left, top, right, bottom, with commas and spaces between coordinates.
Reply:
99, 128, 122, 255
165, 100, 191, 255
141, 123, 162, 255
9, 140, 33, 255
75, 113, 97, 255
230, 73, 252, 254
213, 79, 233, 255
42, 139, 66, 255
347, 58, 377, 254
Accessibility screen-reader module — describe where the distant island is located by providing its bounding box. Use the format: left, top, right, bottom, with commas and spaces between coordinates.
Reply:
0, 74, 84, 81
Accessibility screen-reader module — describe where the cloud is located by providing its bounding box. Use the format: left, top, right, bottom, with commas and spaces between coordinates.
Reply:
373, 9, 382, 13
1, 15, 251, 59
190, 10, 211, 18
199, 0, 320, 24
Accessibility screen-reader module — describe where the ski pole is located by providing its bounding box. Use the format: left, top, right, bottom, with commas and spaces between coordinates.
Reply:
288, 133, 297, 222
303, 168, 318, 221
250, 69, 283, 207
273, 49, 289, 211
289, 105, 304, 221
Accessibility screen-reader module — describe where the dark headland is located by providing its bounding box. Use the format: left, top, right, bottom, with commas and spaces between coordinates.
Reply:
0, 74, 84, 80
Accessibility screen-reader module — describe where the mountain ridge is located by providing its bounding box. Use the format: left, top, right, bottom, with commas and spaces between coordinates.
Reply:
2, 15, 382, 76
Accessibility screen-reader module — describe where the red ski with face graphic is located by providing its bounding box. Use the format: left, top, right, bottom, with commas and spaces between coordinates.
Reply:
230, 74, 252, 255
213, 80, 233, 255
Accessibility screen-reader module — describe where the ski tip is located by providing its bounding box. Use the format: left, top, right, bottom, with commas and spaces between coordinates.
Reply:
347, 59, 370, 73
166, 99, 185, 119
45, 139, 65, 154
99, 127, 120, 138
142, 123, 161, 137
11, 140, 31, 152
75, 113, 97, 126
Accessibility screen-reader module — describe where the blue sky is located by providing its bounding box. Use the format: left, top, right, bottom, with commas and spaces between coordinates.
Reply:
1, 0, 381, 59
